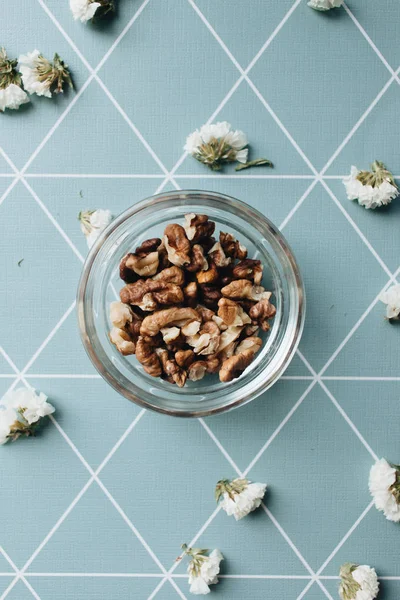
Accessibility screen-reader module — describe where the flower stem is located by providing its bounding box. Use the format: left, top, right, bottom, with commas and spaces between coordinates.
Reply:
235, 158, 273, 171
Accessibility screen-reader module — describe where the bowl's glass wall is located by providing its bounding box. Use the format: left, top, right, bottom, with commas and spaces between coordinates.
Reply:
77, 191, 305, 416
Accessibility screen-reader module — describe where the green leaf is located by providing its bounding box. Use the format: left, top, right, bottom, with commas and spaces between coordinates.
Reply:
235, 158, 273, 172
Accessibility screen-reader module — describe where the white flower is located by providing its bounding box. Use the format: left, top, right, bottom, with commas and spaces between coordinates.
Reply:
19, 50, 51, 97
79, 209, 113, 248
70, 0, 114, 22
339, 563, 379, 600
380, 284, 400, 320
369, 458, 400, 523
308, 0, 343, 10
343, 163, 399, 209
216, 477, 267, 520
0, 48, 30, 112
3, 388, 55, 425
0, 83, 29, 112
0, 387, 54, 445
0, 407, 20, 445
184, 121, 249, 170
183, 547, 223, 595
19, 50, 72, 97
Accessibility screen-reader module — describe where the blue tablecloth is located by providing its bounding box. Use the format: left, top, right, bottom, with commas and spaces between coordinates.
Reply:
1, 1, 399, 598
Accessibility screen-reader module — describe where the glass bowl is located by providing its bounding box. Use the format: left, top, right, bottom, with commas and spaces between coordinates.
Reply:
77, 190, 305, 417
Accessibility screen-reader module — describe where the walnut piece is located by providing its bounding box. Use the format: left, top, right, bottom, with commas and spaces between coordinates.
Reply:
109, 327, 136, 356
244, 324, 259, 337
153, 265, 184, 285
163, 224, 191, 266
206, 356, 220, 374
235, 336, 262, 355
120, 279, 183, 308
219, 231, 247, 260
119, 254, 138, 283
217, 298, 250, 326
181, 319, 201, 337
196, 305, 215, 322
152, 284, 184, 306
110, 301, 133, 329
187, 321, 220, 356
217, 325, 242, 356
186, 244, 209, 273
124, 251, 159, 278
175, 349, 195, 369
136, 337, 162, 377
208, 242, 231, 268
218, 340, 237, 361
188, 361, 208, 381
140, 307, 200, 337
157, 241, 171, 270
212, 315, 228, 331
250, 297, 276, 331
201, 284, 222, 309
165, 359, 187, 387
196, 261, 218, 284
125, 310, 143, 340
135, 238, 161, 255
197, 321, 220, 355
219, 348, 256, 383
221, 279, 271, 302
233, 259, 263, 285
160, 327, 181, 344
184, 213, 215, 242
184, 281, 198, 306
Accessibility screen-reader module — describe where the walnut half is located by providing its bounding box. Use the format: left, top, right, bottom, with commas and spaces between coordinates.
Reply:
219, 348, 256, 383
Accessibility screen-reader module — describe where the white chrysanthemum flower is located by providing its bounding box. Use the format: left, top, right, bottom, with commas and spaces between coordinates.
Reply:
216, 477, 267, 520
380, 284, 400, 320
0, 388, 55, 444
369, 458, 400, 522
70, 0, 114, 22
339, 563, 379, 600
308, 0, 343, 10
0, 407, 20, 445
3, 388, 55, 425
343, 162, 399, 209
180, 545, 223, 595
184, 121, 249, 170
19, 50, 72, 97
79, 209, 113, 248
0, 48, 30, 112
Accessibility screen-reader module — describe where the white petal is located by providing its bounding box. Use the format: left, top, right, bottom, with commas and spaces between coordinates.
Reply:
90, 208, 113, 229
200, 121, 231, 143
352, 565, 379, 599
0, 407, 19, 445
184, 130, 202, 154
224, 129, 248, 150
70, 0, 101, 22
235, 148, 248, 164
189, 576, 211, 595
0, 84, 30, 112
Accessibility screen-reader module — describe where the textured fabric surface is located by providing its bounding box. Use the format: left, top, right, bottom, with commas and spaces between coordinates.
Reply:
1, 1, 400, 598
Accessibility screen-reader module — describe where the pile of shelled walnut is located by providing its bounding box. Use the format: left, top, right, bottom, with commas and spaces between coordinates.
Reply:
109, 214, 276, 386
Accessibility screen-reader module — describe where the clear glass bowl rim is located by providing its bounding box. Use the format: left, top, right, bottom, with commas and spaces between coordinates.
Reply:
77, 190, 306, 417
